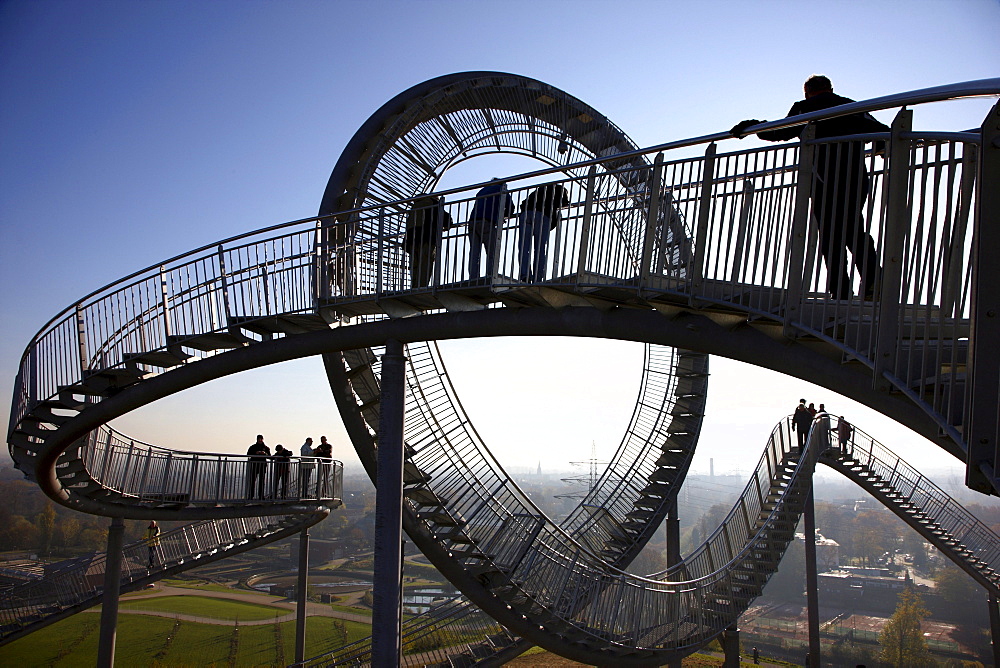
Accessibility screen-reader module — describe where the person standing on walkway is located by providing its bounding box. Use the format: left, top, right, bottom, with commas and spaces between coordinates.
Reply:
246, 434, 270, 500
467, 179, 515, 280
144, 520, 160, 569
792, 398, 813, 449
731, 75, 889, 300
517, 183, 569, 282
837, 416, 855, 455
316, 437, 333, 497
272, 445, 291, 499
299, 437, 315, 498
404, 194, 452, 288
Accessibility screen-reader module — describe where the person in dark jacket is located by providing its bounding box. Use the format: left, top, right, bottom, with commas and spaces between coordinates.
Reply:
246, 434, 270, 500
404, 194, 452, 288
272, 444, 291, 499
517, 183, 570, 282
732, 75, 890, 300
467, 179, 515, 280
792, 398, 813, 449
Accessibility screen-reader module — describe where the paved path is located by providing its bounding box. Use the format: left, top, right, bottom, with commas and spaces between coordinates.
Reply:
118, 584, 373, 624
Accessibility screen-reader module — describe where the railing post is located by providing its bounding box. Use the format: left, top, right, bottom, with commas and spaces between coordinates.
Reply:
98, 429, 114, 483
96, 517, 125, 668
217, 245, 233, 324
783, 125, 816, 338
941, 144, 977, 315
639, 153, 665, 295
967, 100, 1000, 494
730, 179, 755, 283
373, 338, 406, 667
874, 108, 913, 392
75, 304, 89, 375
690, 143, 717, 304
376, 208, 385, 297
576, 165, 598, 275
158, 265, 173, 342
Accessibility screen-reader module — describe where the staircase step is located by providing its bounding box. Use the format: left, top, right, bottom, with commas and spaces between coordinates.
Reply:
166, 332, 248, 352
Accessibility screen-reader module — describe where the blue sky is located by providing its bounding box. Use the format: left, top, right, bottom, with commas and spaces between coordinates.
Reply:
1, 0, 998, 484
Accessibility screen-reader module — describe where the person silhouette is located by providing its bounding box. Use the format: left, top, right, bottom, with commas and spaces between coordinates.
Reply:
517, 183, 569, 282
246, 434, 270, 499
467, 179, 514, 280
404, 194, 452, 288
792, 398, 813, 449
732, 75, 889, 300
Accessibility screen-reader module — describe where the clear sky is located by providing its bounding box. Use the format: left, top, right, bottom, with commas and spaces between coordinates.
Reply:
1, 0, 998, 490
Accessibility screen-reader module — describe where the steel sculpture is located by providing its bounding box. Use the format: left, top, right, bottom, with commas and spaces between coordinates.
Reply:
5, 72, 1000, 665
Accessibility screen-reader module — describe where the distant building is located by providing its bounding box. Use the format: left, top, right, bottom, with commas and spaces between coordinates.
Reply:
795, 530, 840, 570
818, 567, 923, 611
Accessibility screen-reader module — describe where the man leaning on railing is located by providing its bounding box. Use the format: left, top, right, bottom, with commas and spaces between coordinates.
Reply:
731, 74, 889, 301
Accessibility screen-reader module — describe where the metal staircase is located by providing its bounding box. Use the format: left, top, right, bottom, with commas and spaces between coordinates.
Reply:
302, 417, 1000, 666
821, 420, 1000, 594
6, 72, 998, 664
0, 510, 326, 646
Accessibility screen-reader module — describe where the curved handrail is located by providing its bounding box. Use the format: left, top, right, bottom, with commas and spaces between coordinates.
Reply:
0, 510, 327, 645
821, 418, 1000, 588
309, 414, 1000, 665
12, 78, 997, 374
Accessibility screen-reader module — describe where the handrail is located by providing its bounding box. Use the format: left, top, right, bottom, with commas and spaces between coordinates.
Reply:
13, 78, 997, 364
0, 511, 324, 642
822, 418, 1000, 582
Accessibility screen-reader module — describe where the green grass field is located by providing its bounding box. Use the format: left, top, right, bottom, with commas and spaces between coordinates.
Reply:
119, 595, 287, 621
4, 612, 372, 666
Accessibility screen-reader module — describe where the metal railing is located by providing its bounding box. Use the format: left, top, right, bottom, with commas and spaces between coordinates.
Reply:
66, 424, 344, 507
0, 513, 306, 639
11, 98, 991, 453
9, 83, 995, 459
301, 597, 513, 667
823, 418, 1000, 583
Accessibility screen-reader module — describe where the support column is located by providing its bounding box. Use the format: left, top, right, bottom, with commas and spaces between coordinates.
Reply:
721, 623, 740, 668
989, 594, 1000, 668
804, 486, 821, 668
96, 517, 125, 668
373, 339, 406, 667
665, 502, 682, 668
295, 528, 310, 664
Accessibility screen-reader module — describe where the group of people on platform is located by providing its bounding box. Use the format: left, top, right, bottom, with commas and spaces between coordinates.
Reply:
403, 179, 570, 288
245, 434, 333, 500
792, 398, 854, 455
401, 74, 886, 302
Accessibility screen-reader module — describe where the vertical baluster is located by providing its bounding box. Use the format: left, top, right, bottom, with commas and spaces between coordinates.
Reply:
576, 165, 598, 276
874, 109, 914, 392
783, 125, 816, 337
638, 153, 665, 298
158, 265, 172, 345
690, 144, 717, 304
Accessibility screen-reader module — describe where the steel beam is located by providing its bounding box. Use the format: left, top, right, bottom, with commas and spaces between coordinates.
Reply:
295, 528, 310, 664
372, 338, 406, 667
967, 101, 1000, 494
96, 517, 124, 668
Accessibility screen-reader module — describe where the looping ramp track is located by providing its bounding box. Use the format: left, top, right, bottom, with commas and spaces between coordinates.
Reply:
6, 72, 997, 663
306, 417, 1000, 667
